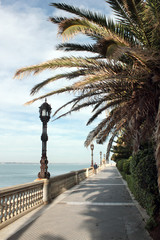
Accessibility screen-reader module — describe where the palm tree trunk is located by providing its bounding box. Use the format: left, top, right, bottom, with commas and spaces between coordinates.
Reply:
133, 130, 140, 154
155, 99, 160, 193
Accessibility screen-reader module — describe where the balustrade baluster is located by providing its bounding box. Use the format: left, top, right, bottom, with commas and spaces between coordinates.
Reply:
4, 197, 8, 221
8, 196, 11, 219
10, 195, 13, 218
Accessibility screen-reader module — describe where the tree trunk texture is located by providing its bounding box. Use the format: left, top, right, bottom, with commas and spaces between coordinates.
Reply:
155, 100, 160, 193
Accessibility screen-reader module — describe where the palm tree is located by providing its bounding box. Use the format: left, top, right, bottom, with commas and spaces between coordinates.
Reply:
14, 1, 160, 191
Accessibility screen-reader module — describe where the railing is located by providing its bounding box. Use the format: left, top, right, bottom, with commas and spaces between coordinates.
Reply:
0, 167, 94, 229
0, 180, 44, 229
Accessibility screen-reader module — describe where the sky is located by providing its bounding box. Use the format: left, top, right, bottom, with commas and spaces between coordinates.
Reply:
0, 0, 115, 165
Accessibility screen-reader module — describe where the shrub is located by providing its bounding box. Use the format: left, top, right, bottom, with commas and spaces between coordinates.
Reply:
116, 159, 124, 172
123, 158, 130, 175
126, 173, 159, 216
126, 142, 160, 217
145, 217, 158, 231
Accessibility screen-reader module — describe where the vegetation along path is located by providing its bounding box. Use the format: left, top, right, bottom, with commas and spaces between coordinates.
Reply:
2, 166, 151, 240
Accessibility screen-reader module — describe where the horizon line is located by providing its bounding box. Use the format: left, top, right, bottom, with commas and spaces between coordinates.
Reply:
0, 162, 90, 165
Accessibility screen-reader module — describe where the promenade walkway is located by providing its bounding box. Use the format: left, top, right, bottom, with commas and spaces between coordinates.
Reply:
1, 166, 151, 240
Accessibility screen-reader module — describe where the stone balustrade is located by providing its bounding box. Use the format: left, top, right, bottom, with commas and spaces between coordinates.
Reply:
0, 180, 44, 230
0, 167, 93, 229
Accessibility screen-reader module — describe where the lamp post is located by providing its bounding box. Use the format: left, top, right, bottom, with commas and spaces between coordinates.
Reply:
103, 154, 106, 165
100, 151, 102, 166
90, 144, 94, 167
38, 99, 52, 179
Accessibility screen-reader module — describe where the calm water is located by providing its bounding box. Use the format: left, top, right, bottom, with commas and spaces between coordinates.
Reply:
0, 163, 90, 188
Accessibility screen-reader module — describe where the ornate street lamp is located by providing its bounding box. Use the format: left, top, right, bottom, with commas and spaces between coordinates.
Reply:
90, 144, 94, 167
100, 151, 102, 166
38, 99, 52, 179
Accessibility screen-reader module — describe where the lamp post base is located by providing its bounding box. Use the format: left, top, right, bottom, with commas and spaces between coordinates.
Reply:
38, 172, 50, 179
38, 156, 50, 179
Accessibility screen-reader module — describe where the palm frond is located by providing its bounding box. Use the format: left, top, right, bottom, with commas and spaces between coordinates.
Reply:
106, 0, 151, 46
105, 131, 117, 161
84, 117, 111, 146
30, 69, 98, 95
57, 18, 110, 41
146, 0, 160, 20
106, 0, 136, 25
56, 43, 95, 53
31, 75, 65, 95
145, 0, 160, 49
53, 90, 101, 117
49, 17, 67, 24
50, 3, 107, 27
54, 100, 98, 121
14, 57, 104, 78
87, 99, 124, 126
25, 86, 75, 105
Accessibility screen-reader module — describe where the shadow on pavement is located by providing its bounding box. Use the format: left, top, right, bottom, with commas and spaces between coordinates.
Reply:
39, 234, 66, 240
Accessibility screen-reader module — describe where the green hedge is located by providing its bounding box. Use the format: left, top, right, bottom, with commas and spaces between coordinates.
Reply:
116, 159, 124, 172
116, 158, 131, 179
116, 144, 160, 219
126, 174, 158, 217
123, 158, 130, 175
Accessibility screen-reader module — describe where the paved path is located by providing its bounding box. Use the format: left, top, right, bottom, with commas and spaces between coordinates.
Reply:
1, 166, 151, 240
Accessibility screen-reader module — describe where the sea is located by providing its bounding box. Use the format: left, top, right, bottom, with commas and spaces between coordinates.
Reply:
0, 163, 90, 188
